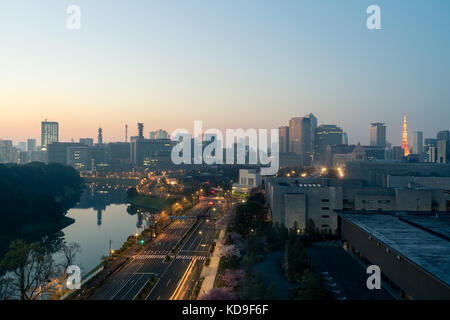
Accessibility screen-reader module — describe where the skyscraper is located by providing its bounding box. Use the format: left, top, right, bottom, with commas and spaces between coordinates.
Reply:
314, 124, 343, 164
278, 126, 289, 153
138, 123, 144, 140
436, 130, 450, 141
305, 113, 317, 153
370, 122, 386, 147
27, 139, 36, 153
289, 116, 312, 166
401, 114, 410, 156
41, 121, 59, 151
98, 127, 103, 145
411, 131, 423, 156
342, 132, 349, 145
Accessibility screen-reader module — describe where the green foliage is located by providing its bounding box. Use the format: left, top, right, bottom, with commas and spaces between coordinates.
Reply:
126, 187, 138, 198
239, 273, 277, 300
0, 163, 83, 236
232, 192, 266, 236
293, 269, 329, 300
285, 237, 308, 283
0, 239, 54, 300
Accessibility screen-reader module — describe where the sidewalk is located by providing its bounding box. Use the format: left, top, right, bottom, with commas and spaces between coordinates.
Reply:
198, 228, 225, 297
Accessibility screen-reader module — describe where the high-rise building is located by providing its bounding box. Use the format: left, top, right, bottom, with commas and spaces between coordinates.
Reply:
17, 142, 26, 152
370, 122, 386, 147
138, 123, 144, 140
289, 116, 312, 166
41, 121, 59, 151
427, 146, 438, 163
27, 139, 37, 153
411, 131, 423, 157
278, 126, 289, 153
401, 114, 410, 156
305, 113, 317, 153
97, 128, 103, 145
436, 130, 450, 141
314, 124, 343, 164
424, 138, 438, 162
437, 140, 450, 164
342, 132, 349, 145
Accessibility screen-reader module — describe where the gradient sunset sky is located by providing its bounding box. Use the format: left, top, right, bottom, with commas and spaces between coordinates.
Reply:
1, 0, 450, 145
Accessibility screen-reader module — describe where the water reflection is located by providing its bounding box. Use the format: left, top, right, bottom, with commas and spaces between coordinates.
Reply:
1, 183, 168, 276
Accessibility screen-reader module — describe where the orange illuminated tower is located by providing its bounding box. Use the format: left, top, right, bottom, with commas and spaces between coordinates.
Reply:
402, 114, 410, 156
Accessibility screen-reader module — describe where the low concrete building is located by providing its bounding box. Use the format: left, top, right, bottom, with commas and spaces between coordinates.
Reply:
265, 177, 450, 233
337, 211, 450, 300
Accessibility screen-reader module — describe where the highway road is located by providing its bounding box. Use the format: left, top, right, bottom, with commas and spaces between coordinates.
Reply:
146, 214, 217, 300
90, 199, 219, 300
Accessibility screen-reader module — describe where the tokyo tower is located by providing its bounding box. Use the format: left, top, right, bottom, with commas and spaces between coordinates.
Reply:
402, 113, 410, 156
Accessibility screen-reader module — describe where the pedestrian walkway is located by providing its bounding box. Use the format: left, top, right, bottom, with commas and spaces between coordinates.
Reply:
198, 228, 226, 297
176, 255, 206, 260
134, 254, 166, 260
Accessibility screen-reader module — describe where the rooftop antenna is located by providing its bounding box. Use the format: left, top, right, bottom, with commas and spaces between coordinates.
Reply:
125, 124, 128, 142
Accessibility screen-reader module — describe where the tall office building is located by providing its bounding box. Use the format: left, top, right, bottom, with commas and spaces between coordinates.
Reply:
370, 122, 386, 147
98, 128, 103, 145
305, 113, 317, 153
289, 116, 312, 166
27, 139, 36, 152
17, 142, 26, 152
314, 124, 343, 163
342, 132, 349, 145
278, 126, 289, 153
138, 123, 144, 140
41, 121, 59, 151
438, 140, 450, 164
424, 138, 438, 162
436, 130, 450, 141
411, 131, 423, 156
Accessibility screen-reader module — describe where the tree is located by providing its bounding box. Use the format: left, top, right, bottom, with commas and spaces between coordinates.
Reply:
0, 240, 55, 300
264, 283, 278, 300
127, 187, 139, 198
0, 277, 13, 300
220, 269, 244, 289
48, 242, 81, 298
294, 269, 328, 300
198, 287, 237, 300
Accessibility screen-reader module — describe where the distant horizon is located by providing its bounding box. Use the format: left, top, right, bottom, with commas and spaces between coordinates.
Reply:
2, 113, 444, 149
2, 1, 449, 146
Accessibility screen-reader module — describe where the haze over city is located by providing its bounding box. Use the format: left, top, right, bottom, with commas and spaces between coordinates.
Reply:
1, 0, 450, 144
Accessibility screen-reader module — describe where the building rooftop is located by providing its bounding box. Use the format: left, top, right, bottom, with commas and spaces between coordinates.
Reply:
399, 213, 450, 240
338, 212, 450, 286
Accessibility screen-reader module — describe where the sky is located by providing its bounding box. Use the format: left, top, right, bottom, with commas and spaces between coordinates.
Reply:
1, 0, 450, 145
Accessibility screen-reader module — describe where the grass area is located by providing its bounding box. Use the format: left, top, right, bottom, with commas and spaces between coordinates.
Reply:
126, 194, 169, 211
134, 277, 159, 300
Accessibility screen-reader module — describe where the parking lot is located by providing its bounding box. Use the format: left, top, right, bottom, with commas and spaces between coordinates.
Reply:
307, 243, 394, 300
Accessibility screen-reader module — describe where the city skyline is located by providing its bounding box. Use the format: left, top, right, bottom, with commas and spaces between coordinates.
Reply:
1, 1, 450, 144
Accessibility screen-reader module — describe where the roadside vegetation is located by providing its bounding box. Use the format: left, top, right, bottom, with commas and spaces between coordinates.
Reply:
134, 277, 158, 300
0, 239, 81, 300
204, 191, 332, 300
